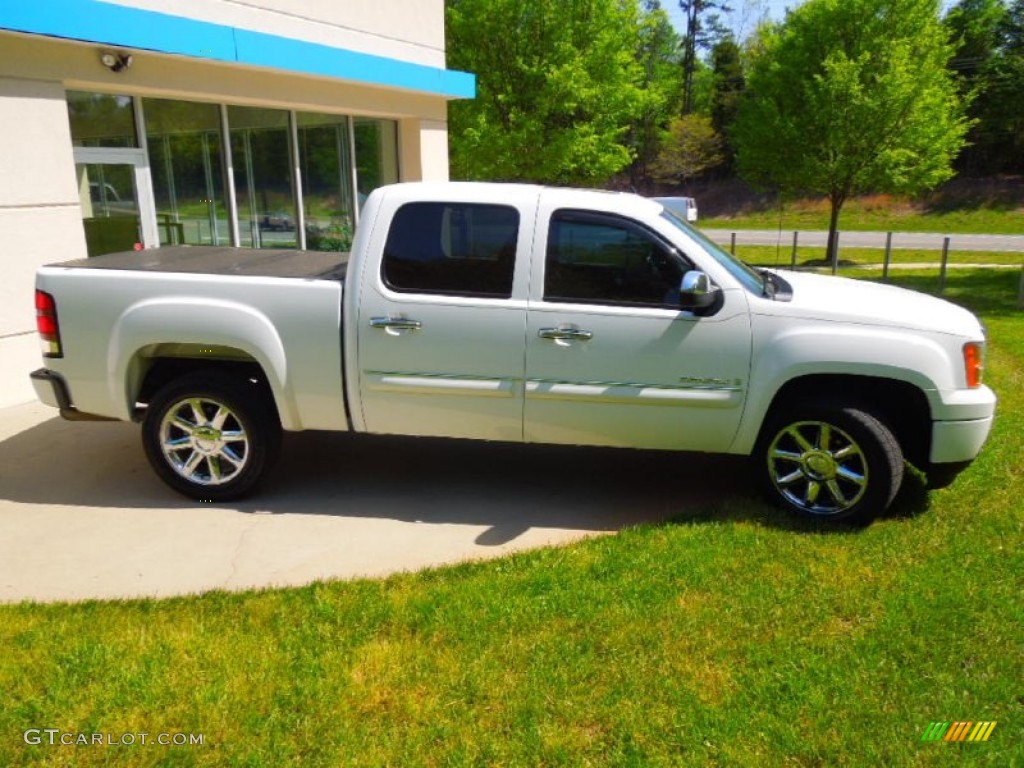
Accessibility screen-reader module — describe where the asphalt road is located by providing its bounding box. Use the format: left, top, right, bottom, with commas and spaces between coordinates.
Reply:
702, 228, 1024, 253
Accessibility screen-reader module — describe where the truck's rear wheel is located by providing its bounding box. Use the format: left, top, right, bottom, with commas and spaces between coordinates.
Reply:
758, 402, 904, 525
142, 372, 281, 501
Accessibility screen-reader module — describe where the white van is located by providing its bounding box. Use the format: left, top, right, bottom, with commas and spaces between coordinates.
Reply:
654, 196, 698, 223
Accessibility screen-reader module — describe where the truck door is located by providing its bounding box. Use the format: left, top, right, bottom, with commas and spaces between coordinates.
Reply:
523, 206, 752, 452
355, 196, 532, 441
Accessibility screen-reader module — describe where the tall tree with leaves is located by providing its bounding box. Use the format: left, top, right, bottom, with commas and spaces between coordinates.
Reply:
990, 0, 1024, 171
679, 0, 733, 114
945, 0, 1009, 174
446, 0, 666, 186
709, 35, 745, 168
733, 0, 970, 270
628, 1, 684, 189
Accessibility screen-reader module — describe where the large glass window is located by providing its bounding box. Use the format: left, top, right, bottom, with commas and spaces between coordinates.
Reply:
228, 106, 297, 249
67, 92, 406, 254
354, 118, 398, 209
382, 203, 518, 298
297, 112, 355, 252
67, 91, 138, 148
144, 98, 229, 246
545, 210, 689, 307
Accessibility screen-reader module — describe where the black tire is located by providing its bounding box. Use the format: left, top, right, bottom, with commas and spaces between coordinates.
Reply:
756, 401, 904, 525
142, 371, 282, 501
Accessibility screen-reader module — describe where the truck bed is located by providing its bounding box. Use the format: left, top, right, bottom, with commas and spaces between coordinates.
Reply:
56, 246, 349, 281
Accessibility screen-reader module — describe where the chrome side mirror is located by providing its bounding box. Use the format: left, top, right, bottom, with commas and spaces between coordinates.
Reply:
679, 270, 718, 310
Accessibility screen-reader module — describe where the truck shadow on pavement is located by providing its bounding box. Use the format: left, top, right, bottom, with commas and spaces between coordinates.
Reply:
0, 411, 928, 545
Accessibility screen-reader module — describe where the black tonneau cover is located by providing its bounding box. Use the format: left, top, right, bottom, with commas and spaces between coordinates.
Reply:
56, 246, 349, 281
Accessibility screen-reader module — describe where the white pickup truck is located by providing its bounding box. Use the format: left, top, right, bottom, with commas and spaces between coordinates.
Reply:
31, 182, 995, 524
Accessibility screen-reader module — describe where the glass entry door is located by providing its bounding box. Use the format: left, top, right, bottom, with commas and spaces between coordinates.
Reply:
74, 147, 158, 257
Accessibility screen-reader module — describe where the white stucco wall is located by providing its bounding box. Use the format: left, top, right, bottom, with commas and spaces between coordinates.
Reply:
0, 76, 87, 405
105, 0, 447, 68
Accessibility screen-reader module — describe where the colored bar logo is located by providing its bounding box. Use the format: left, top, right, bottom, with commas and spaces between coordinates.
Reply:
921, 721, 997, 742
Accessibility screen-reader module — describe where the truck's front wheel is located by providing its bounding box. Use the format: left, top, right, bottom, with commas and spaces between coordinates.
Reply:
142, 372, 281, 501
758, 403, 904, 525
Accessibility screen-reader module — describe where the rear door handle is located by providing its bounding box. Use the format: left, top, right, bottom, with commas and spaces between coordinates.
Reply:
538, 326, 593, 341
370, 316, 422, 332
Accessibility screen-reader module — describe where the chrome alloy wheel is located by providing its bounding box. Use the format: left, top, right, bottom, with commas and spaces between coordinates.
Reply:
767, 420, 869, 516
159, 397, 249, 486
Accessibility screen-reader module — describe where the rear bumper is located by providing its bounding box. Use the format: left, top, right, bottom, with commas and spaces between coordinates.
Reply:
30, 368, 68, 409
30, 369, 118, 422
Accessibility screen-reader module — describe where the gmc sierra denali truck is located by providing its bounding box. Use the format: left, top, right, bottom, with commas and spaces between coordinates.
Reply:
31, 182, 996, 524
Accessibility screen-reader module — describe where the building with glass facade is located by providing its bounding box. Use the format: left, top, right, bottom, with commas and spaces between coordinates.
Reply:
0, 0, 473, 406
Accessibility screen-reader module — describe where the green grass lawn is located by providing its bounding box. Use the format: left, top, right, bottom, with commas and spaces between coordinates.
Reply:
701, 195, 1024, 235
736, 245, 1023, 270
2, 271, 1022, 766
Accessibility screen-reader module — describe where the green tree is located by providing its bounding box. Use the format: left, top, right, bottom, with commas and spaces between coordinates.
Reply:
678, 0, 733, 115
734, 0, 970, 270
446, 0, 661, 186
709, 35, 745, 168
993, 0, 1024, 171
651, 113, 725, 186
945, 0, 1010, 174
627, 1, 684, 189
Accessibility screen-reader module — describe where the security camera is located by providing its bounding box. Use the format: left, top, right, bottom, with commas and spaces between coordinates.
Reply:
100, 51, 133, 73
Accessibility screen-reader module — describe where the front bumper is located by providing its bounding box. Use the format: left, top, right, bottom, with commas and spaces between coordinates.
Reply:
930, 416, 995, 464
929, 385, 997, 465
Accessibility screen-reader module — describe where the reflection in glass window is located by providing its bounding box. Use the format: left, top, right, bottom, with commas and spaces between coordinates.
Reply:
545, 210, 688, 307
144, 98, 229, 246
228, 106, 297, 249
76, 162, 141, 257
354, 118, 398, 209
297, 112, 355, 252
382, 203, 518, 298
66, 91, 138, 148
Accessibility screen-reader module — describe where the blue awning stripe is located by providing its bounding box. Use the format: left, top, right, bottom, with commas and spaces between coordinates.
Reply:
0, 0, 476, 99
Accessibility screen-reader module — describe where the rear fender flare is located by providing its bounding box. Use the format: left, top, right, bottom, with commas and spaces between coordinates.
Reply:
108, 297, 299, 429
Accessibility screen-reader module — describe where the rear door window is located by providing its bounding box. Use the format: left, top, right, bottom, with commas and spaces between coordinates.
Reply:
382, 202, 519, 298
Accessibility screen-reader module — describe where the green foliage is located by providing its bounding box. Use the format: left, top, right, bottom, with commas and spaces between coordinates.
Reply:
651, 114, 725, 185
305, 220, 354, 252
709, 35, 745, 166
626, 2, 684, 187
447, 0, 674, 186
954, 0, 1024, 174
733, 0, 970, 266
679, 0, 734, 115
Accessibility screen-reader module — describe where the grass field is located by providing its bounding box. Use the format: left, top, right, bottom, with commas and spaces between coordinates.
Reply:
1, 270, 1021, 767
701, 194, 1024, 235
735, 245, 1023, 270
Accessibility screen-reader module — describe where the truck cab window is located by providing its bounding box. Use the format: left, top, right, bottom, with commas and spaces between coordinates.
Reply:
544, 210, 689, 307
382, 202, 518, 298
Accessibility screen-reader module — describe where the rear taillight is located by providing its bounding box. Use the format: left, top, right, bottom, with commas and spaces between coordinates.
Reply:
35, 289, 62, 358
963, 342, 984, 389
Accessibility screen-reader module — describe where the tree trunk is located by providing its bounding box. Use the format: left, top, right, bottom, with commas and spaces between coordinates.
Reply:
827, 193, 844, 275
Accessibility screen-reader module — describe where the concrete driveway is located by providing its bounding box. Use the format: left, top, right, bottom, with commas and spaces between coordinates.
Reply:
0, 400, 748, 604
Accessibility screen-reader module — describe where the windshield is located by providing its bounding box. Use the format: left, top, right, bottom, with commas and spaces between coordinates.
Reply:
659, 209, 765, 295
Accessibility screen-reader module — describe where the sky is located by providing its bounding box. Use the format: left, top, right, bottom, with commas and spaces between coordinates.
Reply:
665, 0, 959, 43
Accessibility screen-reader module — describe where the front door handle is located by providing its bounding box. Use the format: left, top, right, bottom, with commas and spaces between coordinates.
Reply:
538, 326, 593, 341
370, 316, 422, 332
